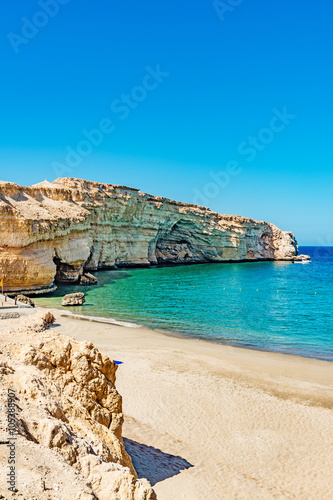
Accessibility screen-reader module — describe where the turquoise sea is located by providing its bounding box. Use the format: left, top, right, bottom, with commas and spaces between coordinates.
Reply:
34, 247, 333, 361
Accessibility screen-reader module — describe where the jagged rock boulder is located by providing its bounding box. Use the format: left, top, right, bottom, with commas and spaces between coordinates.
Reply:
62, 292, 85, 306
80, 273, 98, 285
7, 310, 55, 333
16, 294, 35, 307
0, 314, 156, 499
19, 337, 127, 454
80, 275, 90, 285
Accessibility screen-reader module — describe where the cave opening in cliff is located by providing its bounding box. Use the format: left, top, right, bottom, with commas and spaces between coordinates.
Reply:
53, 257, 79, 284
155, 221, 204, 265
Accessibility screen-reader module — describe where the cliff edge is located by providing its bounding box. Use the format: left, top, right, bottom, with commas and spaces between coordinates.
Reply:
0, 178, 298, 292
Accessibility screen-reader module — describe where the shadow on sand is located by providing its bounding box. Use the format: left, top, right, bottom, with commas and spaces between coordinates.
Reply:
124, 438, 193, 486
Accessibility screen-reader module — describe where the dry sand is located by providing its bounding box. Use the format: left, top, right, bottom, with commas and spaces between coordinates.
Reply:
45, 311, 333, 500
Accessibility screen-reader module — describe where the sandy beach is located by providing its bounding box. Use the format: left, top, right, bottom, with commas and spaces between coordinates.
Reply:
2, 0, 333, 496
43, 310, 333, 500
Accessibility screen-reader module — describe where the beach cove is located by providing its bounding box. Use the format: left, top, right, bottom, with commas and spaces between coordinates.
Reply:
34, 247, 333, 361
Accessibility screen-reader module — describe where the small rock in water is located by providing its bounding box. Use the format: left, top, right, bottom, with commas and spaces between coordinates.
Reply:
292, 254, 311, 261
61, 292, 85, 306
80, 272, 98, 285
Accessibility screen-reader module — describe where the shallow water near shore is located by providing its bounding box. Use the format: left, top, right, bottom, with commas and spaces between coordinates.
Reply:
34, 247, 333, 361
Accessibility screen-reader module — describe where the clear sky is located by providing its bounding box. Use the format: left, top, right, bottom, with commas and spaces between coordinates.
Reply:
1, 1, 332, 245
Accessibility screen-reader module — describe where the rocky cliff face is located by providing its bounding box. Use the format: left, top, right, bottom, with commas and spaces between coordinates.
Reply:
0, 178, 298, 291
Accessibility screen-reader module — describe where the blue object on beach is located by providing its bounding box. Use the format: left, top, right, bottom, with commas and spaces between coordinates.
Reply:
114, 361, 123, 365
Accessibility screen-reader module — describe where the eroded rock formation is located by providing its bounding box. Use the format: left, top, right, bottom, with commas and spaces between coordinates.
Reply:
16, 294, 36, 307
0, 178, 298, 292
0, 311, 156, 499
62, 292, 86, 306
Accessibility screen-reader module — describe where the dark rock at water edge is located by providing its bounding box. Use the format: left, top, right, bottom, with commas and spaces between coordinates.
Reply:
80, 273, 98, 285
16, 294, 36, 307
292, 254, 311, 262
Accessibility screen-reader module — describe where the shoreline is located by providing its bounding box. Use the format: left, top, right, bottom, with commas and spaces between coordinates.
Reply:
51, 307, 333, 407
50, 306, 333, 363
4, 245, 317, 298
2, 257, 300, 296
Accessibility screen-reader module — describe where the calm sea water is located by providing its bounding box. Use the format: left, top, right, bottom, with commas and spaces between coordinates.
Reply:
34, 247, 333, 361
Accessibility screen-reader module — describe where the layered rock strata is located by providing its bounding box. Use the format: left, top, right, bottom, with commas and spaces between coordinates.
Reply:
0, 178, 298, 292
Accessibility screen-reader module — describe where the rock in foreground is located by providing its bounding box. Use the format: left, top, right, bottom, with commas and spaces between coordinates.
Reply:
0, 311, 156, 499
62, 292, 86, 306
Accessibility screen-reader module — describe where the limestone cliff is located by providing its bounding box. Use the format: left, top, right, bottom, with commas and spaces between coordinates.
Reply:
0, 178, 298, 291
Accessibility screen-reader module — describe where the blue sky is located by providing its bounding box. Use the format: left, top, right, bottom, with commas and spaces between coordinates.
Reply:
1, 0, 332, 245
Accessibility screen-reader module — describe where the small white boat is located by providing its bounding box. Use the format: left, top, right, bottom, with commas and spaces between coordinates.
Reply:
293, 258, 311, 264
